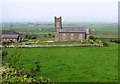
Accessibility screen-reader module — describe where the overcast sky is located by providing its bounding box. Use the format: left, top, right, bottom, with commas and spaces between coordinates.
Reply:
0, 0, 119, 23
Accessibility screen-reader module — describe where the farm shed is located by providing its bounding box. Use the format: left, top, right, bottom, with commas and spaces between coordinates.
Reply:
1, 34, 21, 42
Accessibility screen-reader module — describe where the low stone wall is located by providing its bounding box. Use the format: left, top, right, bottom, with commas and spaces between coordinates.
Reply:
1, 44, 103, 48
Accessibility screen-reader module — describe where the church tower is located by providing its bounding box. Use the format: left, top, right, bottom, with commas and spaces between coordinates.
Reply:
54, 16, 62, 41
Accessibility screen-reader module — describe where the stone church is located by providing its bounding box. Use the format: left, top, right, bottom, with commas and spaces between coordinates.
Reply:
54, 16, 89, 41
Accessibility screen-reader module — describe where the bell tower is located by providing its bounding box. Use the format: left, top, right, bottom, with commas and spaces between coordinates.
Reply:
54, 16, 62, 41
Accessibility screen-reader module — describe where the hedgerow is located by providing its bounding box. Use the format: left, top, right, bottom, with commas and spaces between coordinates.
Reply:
2, 50, 53, 83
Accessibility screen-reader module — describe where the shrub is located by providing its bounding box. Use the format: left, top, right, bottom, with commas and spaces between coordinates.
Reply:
2, 42, 11, 46
95, 39, 104, 44
48, 33, 52, 37
30, 60, 41, 77
81, 40, 86, 44
89, 36, 94, 39
2, 50, 8, 63
31, 36, 36, 39
2, 42, 6, 46
88, 36, 98, 41
2, 51, 53, 83
2, 49, 23, 69
25, 35, 30, 39
103, 42, 108, 46
2, 65, 53, 83
90, 41, 94, 44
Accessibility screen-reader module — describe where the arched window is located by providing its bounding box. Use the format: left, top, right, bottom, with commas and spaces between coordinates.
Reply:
70, 33, 74, 39
79, 34, 82, 39
62, 34, 66, 39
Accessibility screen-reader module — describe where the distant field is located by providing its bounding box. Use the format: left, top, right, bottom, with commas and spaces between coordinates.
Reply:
2, 22, 118, 35
2, 22, 54, 34
4, 42, 118, 82
63, 22, 118, 33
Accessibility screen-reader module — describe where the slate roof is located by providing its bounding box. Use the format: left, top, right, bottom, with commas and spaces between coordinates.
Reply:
2, 34, 19, 39
59, 27, 87, 33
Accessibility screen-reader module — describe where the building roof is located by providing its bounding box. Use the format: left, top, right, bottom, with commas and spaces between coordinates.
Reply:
59, 27, 87, 33
2, 34, 19, 39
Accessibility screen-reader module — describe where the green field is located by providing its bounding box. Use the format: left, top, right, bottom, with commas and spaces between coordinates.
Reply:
4, 42, 118, 82
2, 22, 118, 34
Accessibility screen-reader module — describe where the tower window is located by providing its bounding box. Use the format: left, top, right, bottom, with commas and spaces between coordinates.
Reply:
56, 22, 60, 27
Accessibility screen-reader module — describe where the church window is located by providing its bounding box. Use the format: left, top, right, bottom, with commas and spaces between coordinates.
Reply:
79, 34, 82, 39
62, 34, 66, 39
70, 34, 74, 39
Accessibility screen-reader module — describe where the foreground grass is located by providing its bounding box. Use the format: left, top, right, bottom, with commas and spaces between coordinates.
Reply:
4, 42, 118, 82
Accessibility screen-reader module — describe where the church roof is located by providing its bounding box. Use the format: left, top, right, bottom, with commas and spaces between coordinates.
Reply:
59, 27, 87, 33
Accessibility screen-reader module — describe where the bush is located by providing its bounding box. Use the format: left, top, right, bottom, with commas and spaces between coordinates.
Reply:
89, 36, 94, 39
110, 39, 120, 44
2, 65, 53, 83
2, 42, 11, 46
2, 50, 8, 63
25, 35, 30, 39
32, 37, 36, 39
95, 39, 103, 44
103, 42, 108, 46
30, 60, 41, 77
2, 51, 53, 83
88, 36, 98, 41
81, 40, 86, 44
2, 49, 23, 69
48, 33, 52, 37
90, 41, 94, 44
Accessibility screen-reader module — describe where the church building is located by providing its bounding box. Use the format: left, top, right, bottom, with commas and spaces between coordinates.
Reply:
54, 16, 89, 41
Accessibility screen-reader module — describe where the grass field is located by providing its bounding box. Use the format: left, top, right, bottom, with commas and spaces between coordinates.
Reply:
4, 42, 118, 82
2, 22, 118, 34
